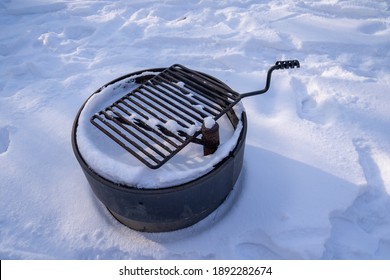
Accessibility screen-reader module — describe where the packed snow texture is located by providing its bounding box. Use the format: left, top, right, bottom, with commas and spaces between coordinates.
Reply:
1, 0, 390, 259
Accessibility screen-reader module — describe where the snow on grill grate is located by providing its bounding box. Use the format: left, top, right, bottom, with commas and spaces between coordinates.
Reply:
90, 64, 241, 169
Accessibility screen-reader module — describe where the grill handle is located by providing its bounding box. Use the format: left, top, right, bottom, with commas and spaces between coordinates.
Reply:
240, 60, 300, 99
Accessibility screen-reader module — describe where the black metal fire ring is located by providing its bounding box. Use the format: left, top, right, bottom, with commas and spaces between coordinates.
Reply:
72, 61, 299, 232
72, 67, 247, 232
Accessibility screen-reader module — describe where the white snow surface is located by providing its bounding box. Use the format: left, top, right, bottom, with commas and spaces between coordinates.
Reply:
1, 0, 390, 259
203, 116, 216, 129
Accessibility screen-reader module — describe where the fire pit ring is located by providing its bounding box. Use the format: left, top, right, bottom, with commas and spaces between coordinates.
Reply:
72, 67, 247, 232
72, 61, 299, 232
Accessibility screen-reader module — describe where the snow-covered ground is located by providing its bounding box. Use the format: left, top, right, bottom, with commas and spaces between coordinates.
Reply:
1, 0, 390, 259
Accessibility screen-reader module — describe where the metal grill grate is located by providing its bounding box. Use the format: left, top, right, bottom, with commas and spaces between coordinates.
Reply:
90, 61, 300, 169
90, 64, 241, 169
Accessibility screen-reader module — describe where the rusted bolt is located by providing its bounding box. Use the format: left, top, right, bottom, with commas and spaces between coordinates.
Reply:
202, 117, 220, 156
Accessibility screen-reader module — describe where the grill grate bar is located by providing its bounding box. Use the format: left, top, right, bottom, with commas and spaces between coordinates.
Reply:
150, 76, 210, 119
164, 69, 235, 109
112, 102, 180, 148
120, 95, 189, 144
135, 89, 194, 127
92, 114, 163, 167
121, 96, 165, 125
172, 64, 240, 100
102, 110, 168, 159
158, 72, 223, 115
111, 104, 178, 153
142, 81, 204, 124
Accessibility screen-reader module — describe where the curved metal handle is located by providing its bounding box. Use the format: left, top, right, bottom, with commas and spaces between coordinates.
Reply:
241, 59, 300, 98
